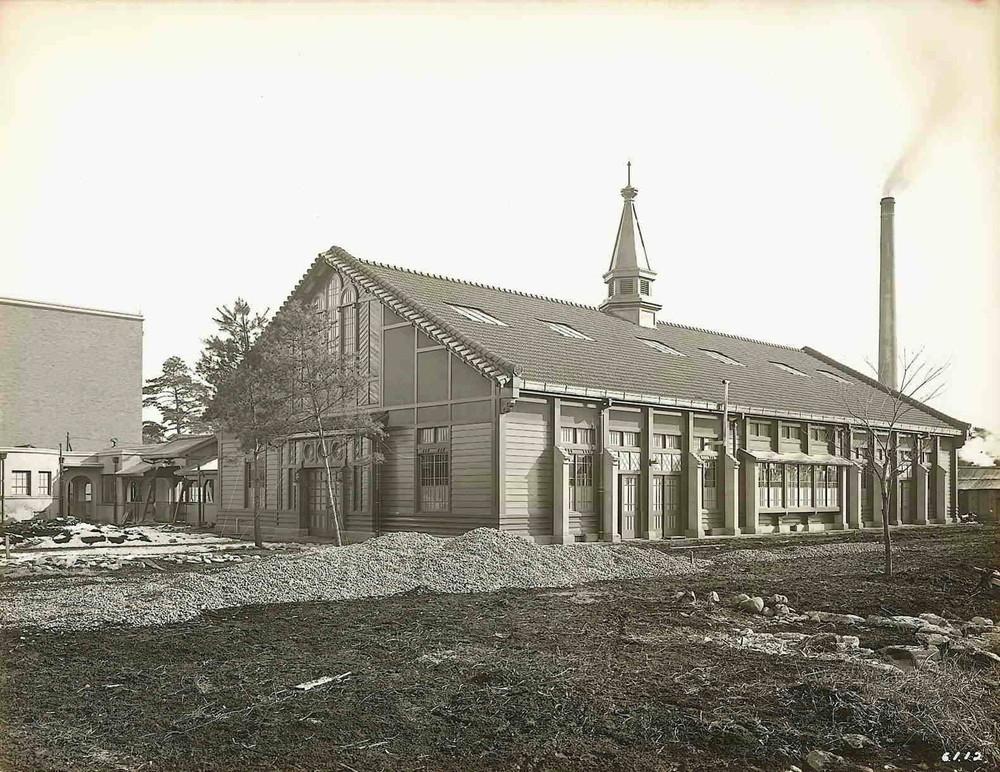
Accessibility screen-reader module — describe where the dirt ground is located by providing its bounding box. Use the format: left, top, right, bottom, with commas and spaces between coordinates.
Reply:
1, 525, 997, 772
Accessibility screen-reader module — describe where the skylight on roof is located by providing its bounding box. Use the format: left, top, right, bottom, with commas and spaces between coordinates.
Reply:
639, 339, 685, 357
546, 321, 592, 341
447, 304, 507, 326
701, 349, 746, 367
818, 370, 851, 385
772, 362, 810, 378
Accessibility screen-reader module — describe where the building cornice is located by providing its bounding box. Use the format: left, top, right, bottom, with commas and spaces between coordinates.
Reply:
0, 296, 143, 322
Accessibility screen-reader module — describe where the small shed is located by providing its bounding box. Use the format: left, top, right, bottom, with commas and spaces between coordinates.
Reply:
957, 464, 1000, 524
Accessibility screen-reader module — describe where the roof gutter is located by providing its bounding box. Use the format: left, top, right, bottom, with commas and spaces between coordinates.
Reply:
514, 377, 964, 436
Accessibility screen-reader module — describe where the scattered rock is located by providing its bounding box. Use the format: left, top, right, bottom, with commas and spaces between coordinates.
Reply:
770, 593, 789, 605
880, 644, 939, 669
840, 733, 873, 750
805, 748, 873, 772
805, 611, 866, 625
970, 616, 994, 627
774, 603, 791, 616
707, 591, 720, 604
738, 596, 765, 614
917, 612, 950, 627
732, 592, 751, 606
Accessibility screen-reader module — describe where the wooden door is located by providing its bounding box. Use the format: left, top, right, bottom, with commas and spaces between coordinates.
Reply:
304, 468, 341, 538
619, 474, 639, 540
661, 474, 681, 536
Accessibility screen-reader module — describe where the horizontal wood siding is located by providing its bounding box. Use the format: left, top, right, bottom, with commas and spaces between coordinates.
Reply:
219, 435, 244, 512
380, 428, 415, 526
450, 423, 496, 527
502, 402, 553, 537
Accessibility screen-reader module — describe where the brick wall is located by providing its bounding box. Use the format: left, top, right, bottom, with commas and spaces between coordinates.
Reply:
0, 299, 143, 451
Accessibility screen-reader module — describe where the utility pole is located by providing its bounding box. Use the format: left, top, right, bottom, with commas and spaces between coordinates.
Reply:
58, 442, 64, 517
1, 451, 8, 561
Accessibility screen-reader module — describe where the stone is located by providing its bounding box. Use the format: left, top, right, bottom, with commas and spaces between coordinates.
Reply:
915, 631, 950, 648
866, 615, 924, 630
732, 593, 751, 606
836, 635, 861, 650
805, 611, 865, 625
880, 645, 939, 669
805, 633, 841, 652
840, 733, 872, 749
917, 612, 950, 627
708, 591, 720, 604
806, 749, 846, 771
970, 616, 994, 627
738, 596, 765, 614
914, 623, 951, 637
775, 604, 791, 616
770, 594, 789, 605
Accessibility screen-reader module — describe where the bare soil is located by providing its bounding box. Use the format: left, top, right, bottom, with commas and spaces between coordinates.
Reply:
1, 525, 997, 772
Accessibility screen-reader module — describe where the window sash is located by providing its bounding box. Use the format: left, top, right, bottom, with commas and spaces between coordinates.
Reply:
37, 471, 52, 496
419, 453, 449, 512
567, 454, 594, 513
11, 471, 30, 496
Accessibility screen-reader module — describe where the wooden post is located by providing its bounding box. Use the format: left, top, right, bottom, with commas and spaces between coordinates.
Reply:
552, 398, 572, 544
641, 407, 660, 540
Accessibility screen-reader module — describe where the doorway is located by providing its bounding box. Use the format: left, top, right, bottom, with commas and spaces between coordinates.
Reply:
619, 474, 639, 540
67, 476, 93, 518
656, 474, 682, 536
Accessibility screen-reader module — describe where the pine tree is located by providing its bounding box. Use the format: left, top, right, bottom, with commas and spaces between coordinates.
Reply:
142, 356, 210, 438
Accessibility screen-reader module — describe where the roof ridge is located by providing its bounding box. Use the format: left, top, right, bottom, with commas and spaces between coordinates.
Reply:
653, 319, 799, 352
353, 257, 601, 311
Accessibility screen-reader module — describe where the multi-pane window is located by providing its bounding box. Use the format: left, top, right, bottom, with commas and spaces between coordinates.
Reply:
127, 480, 141, 503
702, 459, 718, 512
546, 322, 592, 341
340, 286, 358, 357
781, 425, 801, 440
561, 427, 596, 446
418, 426, 450, 512
639, 339, 685, 356
815, 465, 839, 507
11, 471, 30, 495
658, 453, 683, 473
286, 468, 297, 511
653, 474, 680, 514
346, 465, 367, 513
701, 349, 746, 367
748, 421, 771, 438
326, 274, 342, 353
609, 430, 640, 447
697, 436, 718, 452
810, 427, 831, 442
786, 465, 800, 507
567, 453, 594, 513
799, 465, 813, 507
447, 304, 508, 326
653, 433, 681, 450
758, 463, 785, 508
38, 471, 52, 496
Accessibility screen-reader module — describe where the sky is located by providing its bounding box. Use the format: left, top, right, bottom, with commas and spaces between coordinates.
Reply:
2, 0, 998, 432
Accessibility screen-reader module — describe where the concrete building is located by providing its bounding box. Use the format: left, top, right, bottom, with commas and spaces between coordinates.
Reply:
215, 175, 968, 542
0, 296, 144, 520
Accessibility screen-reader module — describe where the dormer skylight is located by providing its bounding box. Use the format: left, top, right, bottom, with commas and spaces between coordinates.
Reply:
772, 362, 810, 378
447, 304, 507, 326
818, 370, 851, 385
639, 339, 685, 356
701, 349, 746, 367
546, 321, 592, 341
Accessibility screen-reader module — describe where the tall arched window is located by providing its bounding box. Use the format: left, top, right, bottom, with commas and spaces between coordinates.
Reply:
325, 273, 342, 352
340, 285, 358, 356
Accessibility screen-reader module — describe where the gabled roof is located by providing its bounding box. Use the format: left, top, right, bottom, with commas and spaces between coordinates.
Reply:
140, 434, 216, 460
318, 248, 964, 434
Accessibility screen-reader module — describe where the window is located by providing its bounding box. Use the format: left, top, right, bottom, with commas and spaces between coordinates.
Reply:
286, 468, 297, 511
702, 459, 718, 512
826, 466, 839, 507
701, 349, 745, 367
781, 425, 801, 440
567, 453, 594, 513
758, 463, 785, 508
800, 465, 813, 507
640, 279, 650, 295
653, 433, 681, 450
127, 480, 140, 503
810, 427, 831, 443
748, 421, 771, 438
786, 465, 800, 507
609, 430, 640, 447
418, 426, 450, 512
203, 479, 215, 504
772, 362, 810, 378
289, 441, 297, 464
448, 304, 507, 326
561, 427, 595, 446
101, 475, 116, 503
346, 465, 367, 513
818, 370, 851, 385
340, 285, 358, 357
619, 278, 635, 295
698, 437, 717, 452
653, 474, 680, 515
545, 321, 592, 341
38, 471, 52, 497
639, 339, 685, 356
11, 471, 30, 496
326, 273, 342, 352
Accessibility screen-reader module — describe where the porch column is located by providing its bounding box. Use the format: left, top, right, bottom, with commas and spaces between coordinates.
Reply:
872, 474, 885, 528
914, 461, 929, 526
932, 436, 947, 524
601, 449, 620, 542
641, 407, 660, 540
686, 452, 705, 538
720, 451, 740, 535
739, 450, 759, 535
846, 464, 862, 529
553, 448, 572, 544
833, 465, 848, 531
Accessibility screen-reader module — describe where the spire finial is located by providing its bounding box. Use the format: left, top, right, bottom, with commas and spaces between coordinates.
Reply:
627, 160, 631, 186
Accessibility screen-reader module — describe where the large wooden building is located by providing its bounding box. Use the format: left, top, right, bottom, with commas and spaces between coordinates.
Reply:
215, 178, 968, 543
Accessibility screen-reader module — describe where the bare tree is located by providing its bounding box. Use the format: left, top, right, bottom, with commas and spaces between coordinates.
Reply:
265, 299, 385, 546
839, 348, 947, 577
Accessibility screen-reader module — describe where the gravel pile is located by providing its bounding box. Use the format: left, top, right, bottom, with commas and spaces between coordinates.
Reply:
1, 529, 704, 631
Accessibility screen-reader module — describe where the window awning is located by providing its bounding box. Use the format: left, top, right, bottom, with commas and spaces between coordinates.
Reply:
743, 449, 853, 466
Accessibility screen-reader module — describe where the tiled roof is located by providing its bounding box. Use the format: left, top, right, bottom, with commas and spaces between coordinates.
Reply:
322, 248, 964, 434
957, 465, 1000, 490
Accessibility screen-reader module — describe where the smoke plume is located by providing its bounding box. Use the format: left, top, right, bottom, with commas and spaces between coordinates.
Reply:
959, 428, 1000, 468
882, 45, 962, 196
